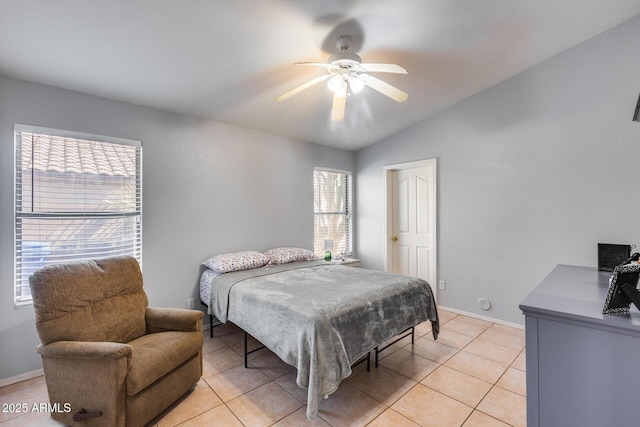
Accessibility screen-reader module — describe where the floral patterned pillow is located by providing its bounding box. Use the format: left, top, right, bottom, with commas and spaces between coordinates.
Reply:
264, 247, 318, 265
202, 251, 270, 274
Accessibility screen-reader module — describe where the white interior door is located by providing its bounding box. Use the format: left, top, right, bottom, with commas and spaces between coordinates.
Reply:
386, 159, 437, 299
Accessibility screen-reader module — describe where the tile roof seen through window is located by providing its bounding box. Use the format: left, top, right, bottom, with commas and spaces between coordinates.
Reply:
20, 132, 136, 177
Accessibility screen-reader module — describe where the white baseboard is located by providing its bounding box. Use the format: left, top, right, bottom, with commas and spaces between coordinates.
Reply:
438, 305, 524, 330
0, 369, 44, 388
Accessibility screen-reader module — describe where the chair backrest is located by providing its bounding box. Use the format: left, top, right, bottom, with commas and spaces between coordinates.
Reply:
30, 256, 148, 345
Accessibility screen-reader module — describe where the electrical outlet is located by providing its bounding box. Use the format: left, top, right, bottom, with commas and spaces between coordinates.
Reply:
187, 297, 195, 309
439, 280, 446, 290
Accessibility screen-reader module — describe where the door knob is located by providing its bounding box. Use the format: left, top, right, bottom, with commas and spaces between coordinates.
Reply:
392, 236, 398, 241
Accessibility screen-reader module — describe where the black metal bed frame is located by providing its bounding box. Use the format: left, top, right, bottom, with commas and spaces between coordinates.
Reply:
208, 311, 414, 372
240, 329, 373, 371
374, 326, 415, 367
209, 313, 218, 338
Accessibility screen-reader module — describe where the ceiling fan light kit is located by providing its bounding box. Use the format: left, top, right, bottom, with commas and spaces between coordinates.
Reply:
277, 35, 409, 122
327, 75, 347, 93
347, 76, 364, 93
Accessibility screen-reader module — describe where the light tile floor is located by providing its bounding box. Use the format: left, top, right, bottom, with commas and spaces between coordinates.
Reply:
0, 309, 526, 427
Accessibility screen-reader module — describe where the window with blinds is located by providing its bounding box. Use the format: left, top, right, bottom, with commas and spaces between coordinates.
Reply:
313, 168, 352, 257
14, 126, 142, 305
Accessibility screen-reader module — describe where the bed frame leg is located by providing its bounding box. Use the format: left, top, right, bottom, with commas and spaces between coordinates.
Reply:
244, 332, 249, 368
207, 315, 225, 339
374, 346, 379, 368
351, 352, 371, 371
374, 326, 416, 368
243, 331, 267, 368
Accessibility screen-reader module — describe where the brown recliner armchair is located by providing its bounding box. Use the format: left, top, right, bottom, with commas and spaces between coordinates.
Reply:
29, 256, 204, 427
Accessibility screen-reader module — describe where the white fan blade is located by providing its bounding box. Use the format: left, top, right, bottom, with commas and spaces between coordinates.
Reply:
276, 74, 330, 102
360, 63, 408, 74
331, 84, 347, 121
357, 74, 408, 102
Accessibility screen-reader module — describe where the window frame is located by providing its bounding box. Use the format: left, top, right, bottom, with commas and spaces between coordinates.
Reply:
313, 167, 353, 258
13, 124, 142, 307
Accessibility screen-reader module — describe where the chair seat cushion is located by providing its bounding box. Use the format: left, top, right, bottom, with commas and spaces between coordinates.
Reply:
126, 331, 203, 396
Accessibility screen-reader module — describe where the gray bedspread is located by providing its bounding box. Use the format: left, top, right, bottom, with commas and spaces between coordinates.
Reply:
207, 260, 439, 418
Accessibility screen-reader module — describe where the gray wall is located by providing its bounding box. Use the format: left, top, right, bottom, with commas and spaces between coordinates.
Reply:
355, 16, 640, 324
3, 15, 639, 382
0, 76, 353, 381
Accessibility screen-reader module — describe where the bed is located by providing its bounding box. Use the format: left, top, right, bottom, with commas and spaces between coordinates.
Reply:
199, 249, 439, 418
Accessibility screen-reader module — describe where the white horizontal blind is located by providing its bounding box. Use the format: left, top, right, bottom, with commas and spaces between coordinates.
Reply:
313, 169, 351, 257
14, 129, 142, 304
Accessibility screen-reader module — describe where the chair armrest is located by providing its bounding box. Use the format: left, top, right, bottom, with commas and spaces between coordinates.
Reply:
37, 341, 132, 360
145, 307, 203, 333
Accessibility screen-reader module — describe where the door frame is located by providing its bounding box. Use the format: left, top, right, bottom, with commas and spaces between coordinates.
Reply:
383, 158, 438, 288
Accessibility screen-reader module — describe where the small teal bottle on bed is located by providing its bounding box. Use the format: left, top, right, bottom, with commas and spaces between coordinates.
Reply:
324, 251, 332, 261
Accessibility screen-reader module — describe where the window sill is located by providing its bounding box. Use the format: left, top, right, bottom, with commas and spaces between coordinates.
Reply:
14, 300, 33, 310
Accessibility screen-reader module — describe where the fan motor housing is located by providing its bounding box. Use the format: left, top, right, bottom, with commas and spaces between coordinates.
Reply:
328, 52, 362, 65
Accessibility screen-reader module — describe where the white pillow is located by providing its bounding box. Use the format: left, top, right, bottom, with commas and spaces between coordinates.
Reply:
202, 251, 270, 274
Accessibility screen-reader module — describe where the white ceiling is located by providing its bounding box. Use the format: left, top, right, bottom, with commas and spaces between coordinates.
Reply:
2, 1, 640, 151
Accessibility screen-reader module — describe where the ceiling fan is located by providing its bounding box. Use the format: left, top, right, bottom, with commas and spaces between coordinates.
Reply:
276, 35, 409, 121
